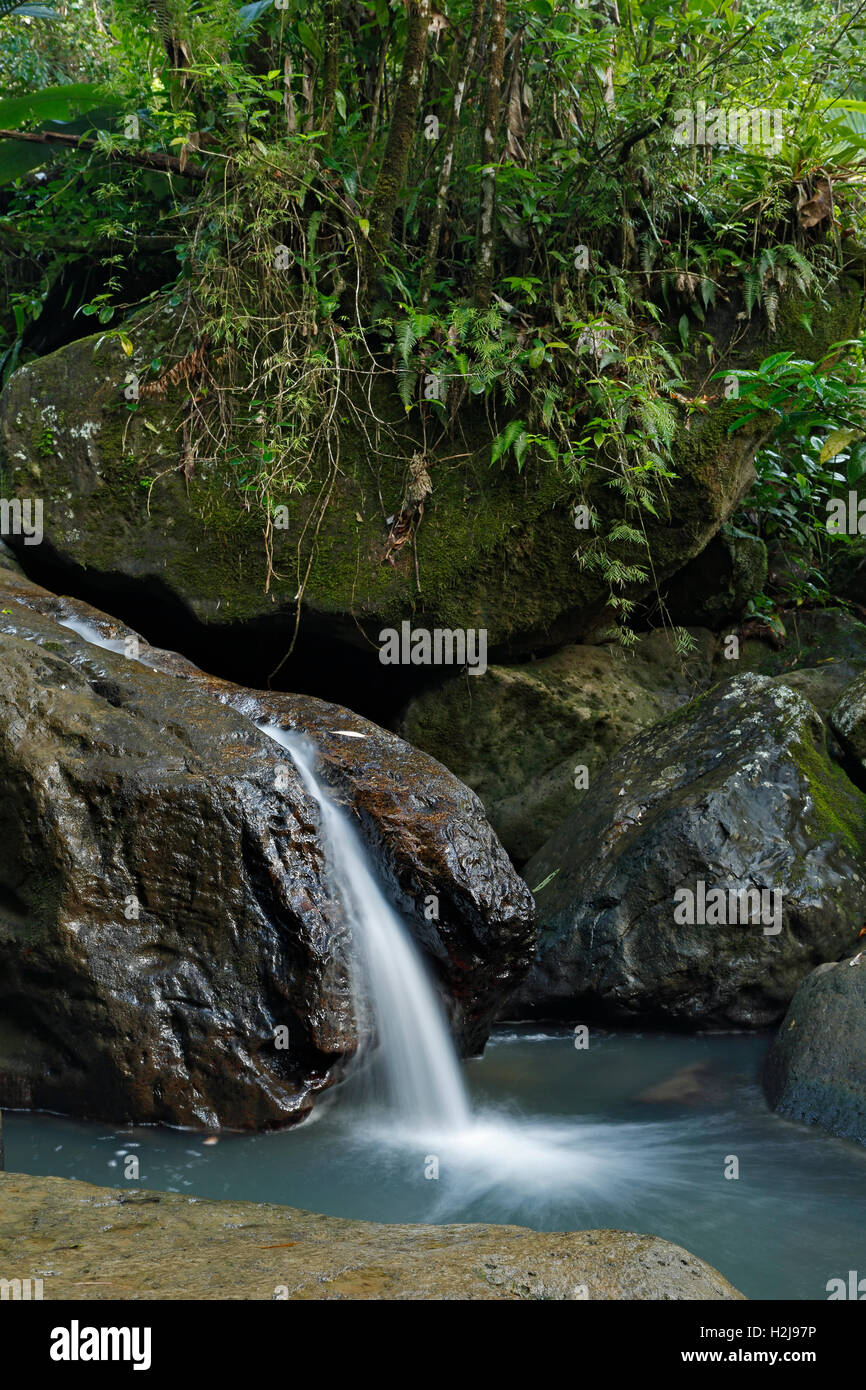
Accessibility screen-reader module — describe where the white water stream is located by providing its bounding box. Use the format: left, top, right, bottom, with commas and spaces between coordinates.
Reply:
260, 724, 472, 1133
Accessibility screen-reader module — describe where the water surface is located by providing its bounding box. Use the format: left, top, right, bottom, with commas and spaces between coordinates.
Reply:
7, 1027, 866, 1300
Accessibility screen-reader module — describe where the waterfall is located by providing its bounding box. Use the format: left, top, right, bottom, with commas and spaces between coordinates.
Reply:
259, 724, 472, 1135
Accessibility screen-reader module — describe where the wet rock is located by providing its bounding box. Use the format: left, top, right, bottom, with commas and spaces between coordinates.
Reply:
0, 1172, 746, 1300
0, 570, 535, 1128
397, 607, 866, 868
397, 630, 714, 864
764, 952, 866, 1144
512, 673, 866, 1027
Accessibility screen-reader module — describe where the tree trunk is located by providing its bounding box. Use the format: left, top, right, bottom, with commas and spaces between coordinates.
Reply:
419, 0, 486, 307
360, 12, 395, 173
365, 0, 431, 279
474, 0, 506, 309
320, 0, 340, 148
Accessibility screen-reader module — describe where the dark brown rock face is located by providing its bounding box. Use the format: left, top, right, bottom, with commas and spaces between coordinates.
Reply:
0, 571, 535, 1129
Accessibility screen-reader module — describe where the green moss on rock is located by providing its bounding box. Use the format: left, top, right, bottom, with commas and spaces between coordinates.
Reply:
0, 278, 860, 647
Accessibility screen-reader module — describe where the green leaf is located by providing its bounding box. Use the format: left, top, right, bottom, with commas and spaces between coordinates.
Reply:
820, 428, 865, 465
513, 429, 529, 470
395, 317, 417, 365
0, 83, 110, 131
530, 869, 559, 894
296, 20, 323, 63
237, 0, 273, 30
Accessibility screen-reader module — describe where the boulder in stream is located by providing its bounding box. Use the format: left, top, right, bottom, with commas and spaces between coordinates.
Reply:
396, 629, 714, 864
512, 673, 866, 1027
764, 951, 866, 1144
0, 570, 535, 1129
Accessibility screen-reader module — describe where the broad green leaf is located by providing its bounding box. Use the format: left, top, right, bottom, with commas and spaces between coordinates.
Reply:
819, 428, 865, 464
296, 20, 323, 63
0, 83, 111, 131
237, 0, 272, 29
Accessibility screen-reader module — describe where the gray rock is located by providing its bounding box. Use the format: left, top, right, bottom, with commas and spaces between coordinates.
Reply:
0, 1171, 747, 1300
764, 952, 866, 1144
716, 608, 866, 713
830, 668, 866, 765
512, 673, 866, 1027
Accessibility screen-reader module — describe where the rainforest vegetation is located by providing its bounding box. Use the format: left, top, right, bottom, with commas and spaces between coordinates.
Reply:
2, 0, 866, 633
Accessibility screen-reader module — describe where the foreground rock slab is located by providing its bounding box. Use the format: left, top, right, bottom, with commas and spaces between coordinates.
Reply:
0, 1173, 744, 1300
514, 673, 866, 1028
764, 952, 866, 1145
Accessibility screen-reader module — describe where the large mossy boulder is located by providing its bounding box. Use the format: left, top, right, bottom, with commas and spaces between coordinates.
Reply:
396, 629, 714, 864
764, 953, 866, 1144
511, 673, 866, 1027
2, 281, 858, 659
0, 569, 535, 1129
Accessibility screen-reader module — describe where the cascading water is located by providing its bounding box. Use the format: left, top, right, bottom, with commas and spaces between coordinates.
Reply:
256, 727, 645, 1202
49, 618, 642, 1196
58, 615, 132, 655
10, 613, 669, 1227
15, 602, 840, 1302
259, 724, 472, 1135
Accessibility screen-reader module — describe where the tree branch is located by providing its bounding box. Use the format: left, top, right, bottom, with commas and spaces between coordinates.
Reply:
0, 128, 209, 179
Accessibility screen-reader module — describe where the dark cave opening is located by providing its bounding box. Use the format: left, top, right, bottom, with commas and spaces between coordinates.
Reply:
10, 540, 494, 726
